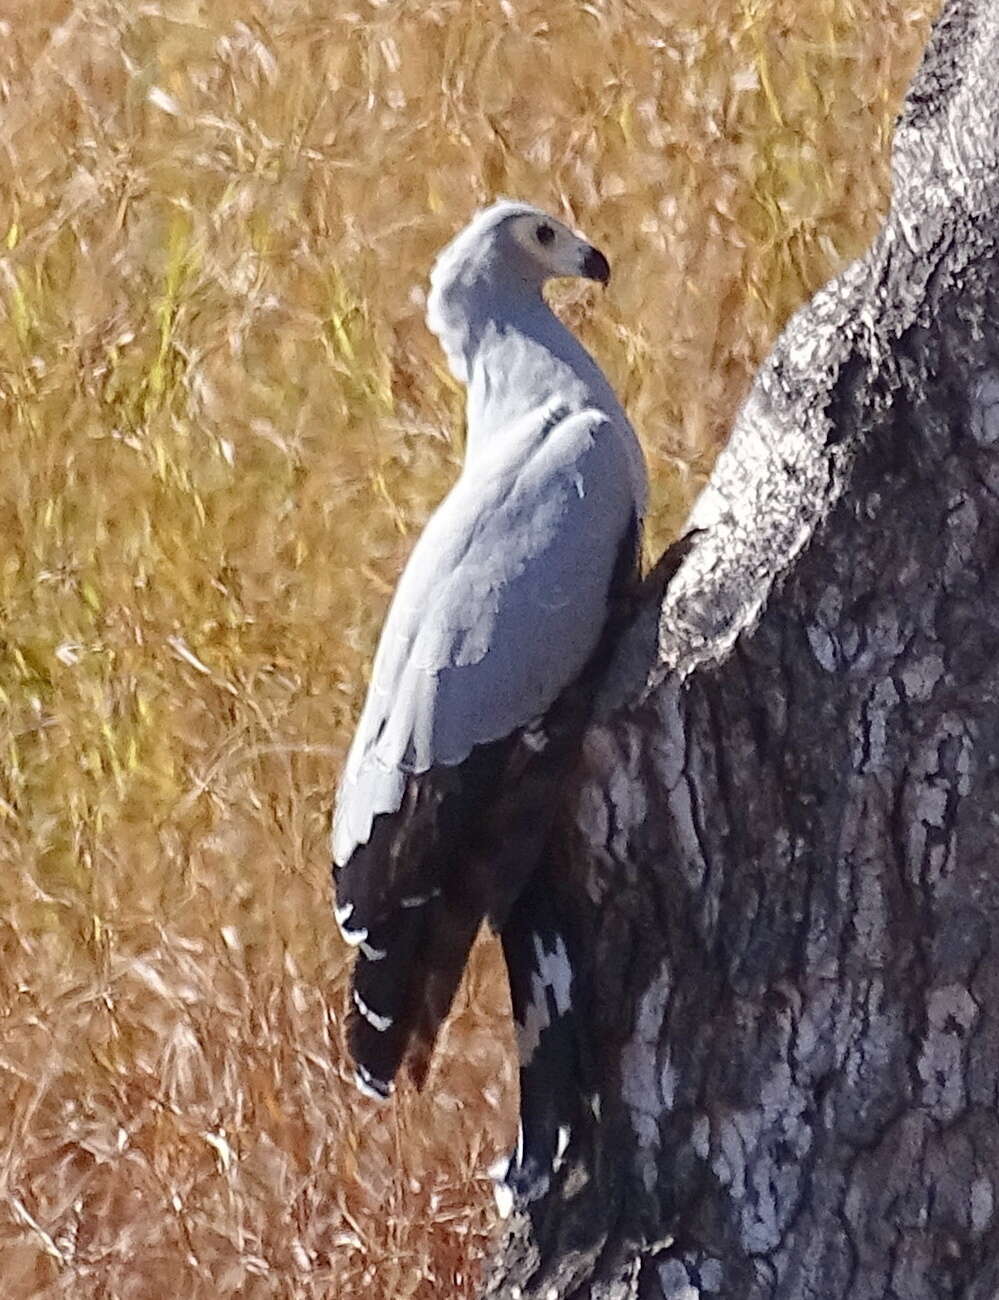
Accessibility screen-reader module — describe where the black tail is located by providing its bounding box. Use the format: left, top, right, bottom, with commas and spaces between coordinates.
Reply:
345, 902, 427, 1097
343, 885, 485, 1097
336, 733, 537, 1100
498, 868, 596, 1201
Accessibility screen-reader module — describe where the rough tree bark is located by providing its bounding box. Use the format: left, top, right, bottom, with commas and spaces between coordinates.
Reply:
484, 2, 999, 1297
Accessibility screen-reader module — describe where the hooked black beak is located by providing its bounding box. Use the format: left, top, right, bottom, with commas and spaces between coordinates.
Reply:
581, 245, 611, 286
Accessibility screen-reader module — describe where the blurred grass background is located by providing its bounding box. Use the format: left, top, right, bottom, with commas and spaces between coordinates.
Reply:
0, 0, 936, 1295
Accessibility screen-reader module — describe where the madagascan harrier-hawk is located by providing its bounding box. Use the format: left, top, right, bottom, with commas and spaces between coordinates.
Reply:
332, 199, 647, 1192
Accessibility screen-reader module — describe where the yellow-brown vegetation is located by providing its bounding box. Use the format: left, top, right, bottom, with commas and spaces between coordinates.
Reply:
0, 1, 936, 1295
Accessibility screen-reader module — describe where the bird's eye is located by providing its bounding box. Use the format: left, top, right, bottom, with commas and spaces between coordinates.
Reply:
536, 223, 555, 246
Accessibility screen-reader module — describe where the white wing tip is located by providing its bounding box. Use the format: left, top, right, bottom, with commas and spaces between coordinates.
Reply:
554, 1124, 571, 1169
334, 901, 368, 947
355, 1063, 394, 1101
352, 989, 393, 1032
399, 887, 441, 909
493, 1179, 514, 1220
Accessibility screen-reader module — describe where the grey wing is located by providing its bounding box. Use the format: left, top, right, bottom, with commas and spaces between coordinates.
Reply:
332, 408, 641, 868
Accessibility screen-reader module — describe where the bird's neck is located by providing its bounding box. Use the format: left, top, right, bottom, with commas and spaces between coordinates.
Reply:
462, 297, 621, 459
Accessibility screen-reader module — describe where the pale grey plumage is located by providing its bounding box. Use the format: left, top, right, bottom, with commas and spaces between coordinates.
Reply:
332, 201, 646, 870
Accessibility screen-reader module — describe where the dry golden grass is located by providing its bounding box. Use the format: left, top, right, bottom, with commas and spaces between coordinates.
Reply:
1, 1, 935, 1295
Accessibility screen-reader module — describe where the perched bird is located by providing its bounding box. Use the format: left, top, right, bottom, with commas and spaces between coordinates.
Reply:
332, 199, 647, 1191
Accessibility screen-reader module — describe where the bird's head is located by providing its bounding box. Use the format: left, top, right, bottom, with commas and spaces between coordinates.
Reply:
426, 200, 610, 380
503, 204, 611, 287
432, 200, 610, 295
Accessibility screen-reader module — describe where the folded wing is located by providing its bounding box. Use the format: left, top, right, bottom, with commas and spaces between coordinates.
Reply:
333, 407, 639, 871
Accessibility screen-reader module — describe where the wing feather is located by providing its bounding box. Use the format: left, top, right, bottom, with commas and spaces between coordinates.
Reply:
332, 407, 639, 866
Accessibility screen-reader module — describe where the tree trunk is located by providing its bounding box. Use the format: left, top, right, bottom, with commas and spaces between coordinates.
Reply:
484, 2, 999, 1296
